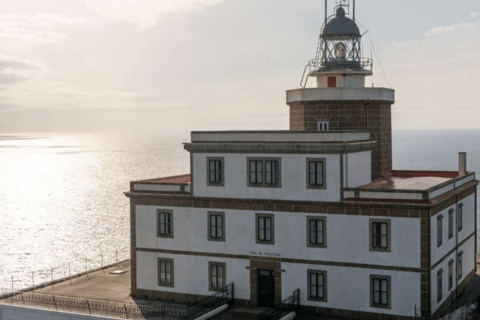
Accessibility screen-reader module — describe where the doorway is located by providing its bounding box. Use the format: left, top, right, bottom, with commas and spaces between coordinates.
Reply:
257, 269, 275, 307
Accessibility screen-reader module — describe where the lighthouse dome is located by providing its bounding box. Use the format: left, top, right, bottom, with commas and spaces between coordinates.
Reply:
322, 7, 360, 39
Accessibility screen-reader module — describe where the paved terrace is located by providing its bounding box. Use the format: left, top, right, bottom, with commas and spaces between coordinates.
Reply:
344, 170, 477, 203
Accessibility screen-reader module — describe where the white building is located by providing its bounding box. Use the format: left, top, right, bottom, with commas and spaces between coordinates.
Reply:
125, 2, 478, 319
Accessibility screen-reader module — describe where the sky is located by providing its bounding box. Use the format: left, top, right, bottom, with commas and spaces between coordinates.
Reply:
0, 0, 478, 132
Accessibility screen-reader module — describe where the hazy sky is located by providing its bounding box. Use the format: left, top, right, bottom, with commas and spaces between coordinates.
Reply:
0, 0, 478, 132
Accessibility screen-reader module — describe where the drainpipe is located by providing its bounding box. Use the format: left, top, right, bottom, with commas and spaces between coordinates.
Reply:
340, 153, 345, 201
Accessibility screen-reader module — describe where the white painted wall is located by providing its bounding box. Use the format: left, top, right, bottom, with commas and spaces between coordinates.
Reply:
458, 194, 475, 244
134, 184, 183, 192
430, 203, 457, 266
281, 262, 421, 318
136, 206, 421, 269
430, 236, 476, 314
315, 74, 366, 88
192, 153, 342, 202
136, 251, 250, 300
430, 194, 475, 266
345, 151, 371, 188
0, 304, 119, 320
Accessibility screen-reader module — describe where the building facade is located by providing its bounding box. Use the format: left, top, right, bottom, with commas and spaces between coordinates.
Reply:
125, 2, 478, 319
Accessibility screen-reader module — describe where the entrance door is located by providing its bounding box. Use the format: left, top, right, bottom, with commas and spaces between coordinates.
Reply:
258, 270, 275, 307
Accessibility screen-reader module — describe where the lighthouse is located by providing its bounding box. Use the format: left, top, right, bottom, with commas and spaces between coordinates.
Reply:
288, 0, 394, 179
126, 1, 478, 319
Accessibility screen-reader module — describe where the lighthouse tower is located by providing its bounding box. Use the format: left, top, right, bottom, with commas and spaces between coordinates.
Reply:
288, 0, 395, 178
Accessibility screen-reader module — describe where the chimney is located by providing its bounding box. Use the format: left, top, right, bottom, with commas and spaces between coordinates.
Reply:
459, 152, 467, 176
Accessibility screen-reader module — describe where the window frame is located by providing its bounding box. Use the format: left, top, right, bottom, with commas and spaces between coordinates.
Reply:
246, 157, 282, 188
307, 270, 328, 302
206, 157, 225, 187
317, 121, 329, 131
458, 203, 463, 232
306, 216, 327, 248
208, 262, 226, 292
157, 210, 174, 238
369, 219, 391, 252
370, 275, 391, 309
306, 158, 327, 190
448, 209, 454, 240
437, 269, 443, 303
255, 213, 275, 245
448, 259, 454, 291
437, 215, 443, 248
157, 258, 174, 288
208, 211, 225, 242
458, 251, 463, 280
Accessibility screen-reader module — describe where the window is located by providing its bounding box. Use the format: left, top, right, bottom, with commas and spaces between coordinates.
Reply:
307, 270, 327, 302
247, 158, 281, 187
369, 219, 391, 252
370, 275, 391, 309
249, 160, 263, 184
437, 215, 443, 247
437, 269, 443, 303
265, 160, 279, 184
208, 212, 225, 241
207, 157, 224, 186
317, 121, 329, 131
209, 262, 226, 291
448, 209, 454, 240
157, 210, 173, 238
307, 216, 327, 248
327, 76, 336, 88
448, 260, 454, 290
256, 214, 274, 244
458, 203, 463, 232
458, 252, 463, 280
306, 158, 326, 189
158, 258, 174, 287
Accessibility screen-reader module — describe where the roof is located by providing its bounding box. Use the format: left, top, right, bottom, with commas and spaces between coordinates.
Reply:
358, 171, 458, 191
323, 7, 360, 38
135, 174, 191, 185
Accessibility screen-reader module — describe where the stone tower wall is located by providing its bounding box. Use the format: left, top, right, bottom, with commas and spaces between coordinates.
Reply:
288, 100, 393, 178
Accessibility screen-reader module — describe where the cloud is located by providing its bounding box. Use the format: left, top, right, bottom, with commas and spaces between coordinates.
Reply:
0, 14, 88, 51
86, 0, 225, 29
471, 12, 480, 18
0, 56, 49, 85
425, 22, 477, 36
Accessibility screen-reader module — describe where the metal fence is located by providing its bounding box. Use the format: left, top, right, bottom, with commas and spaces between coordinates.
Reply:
258, 289, 300, 320
184, 283, 234, 319
0, 283, 235, 320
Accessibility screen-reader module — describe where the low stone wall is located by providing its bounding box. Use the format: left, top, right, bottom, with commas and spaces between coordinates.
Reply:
0, 304, 120, 320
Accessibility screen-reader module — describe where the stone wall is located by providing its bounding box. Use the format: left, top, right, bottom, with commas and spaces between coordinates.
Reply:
288, 100, 393, 178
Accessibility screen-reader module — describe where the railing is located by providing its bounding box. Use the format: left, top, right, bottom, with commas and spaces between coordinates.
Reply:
184, 283, 234, 320
0, 284, 234, 320
258, 289, 300, 320
1, 291, 170, 319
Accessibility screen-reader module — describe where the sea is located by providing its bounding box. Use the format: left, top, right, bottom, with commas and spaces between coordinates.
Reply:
0, 130, 479, 292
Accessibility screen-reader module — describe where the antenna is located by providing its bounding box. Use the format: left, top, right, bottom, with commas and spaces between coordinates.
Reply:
325, 0, 327, 30
353, 0, 355, 22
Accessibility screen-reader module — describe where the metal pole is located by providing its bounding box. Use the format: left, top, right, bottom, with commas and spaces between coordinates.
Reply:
325, 0, 327, 27
353, 0, 355, 22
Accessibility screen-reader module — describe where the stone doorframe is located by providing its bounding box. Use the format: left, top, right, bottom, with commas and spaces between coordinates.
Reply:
249, 258, 282, 305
